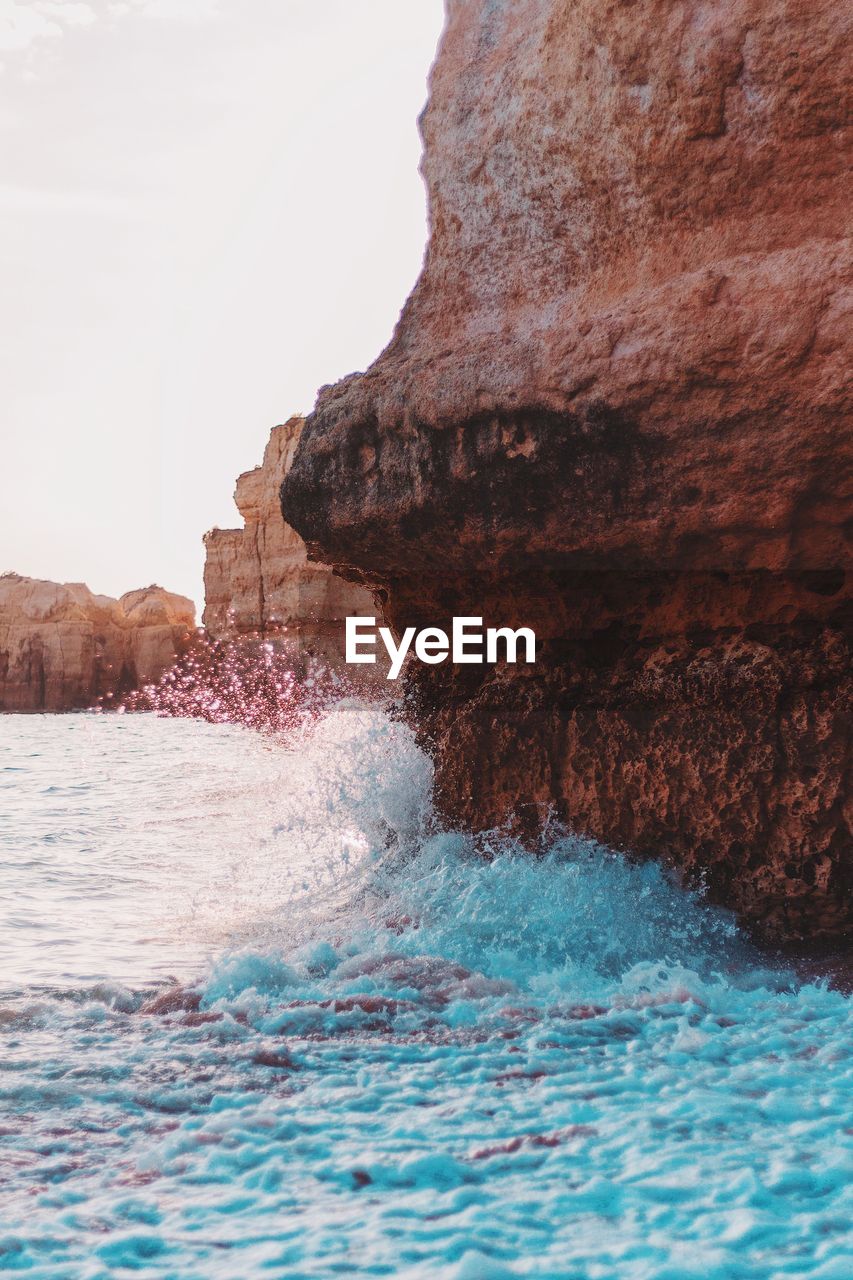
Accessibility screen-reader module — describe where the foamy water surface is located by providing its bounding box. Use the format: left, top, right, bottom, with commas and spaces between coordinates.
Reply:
0, 710, 850, 1278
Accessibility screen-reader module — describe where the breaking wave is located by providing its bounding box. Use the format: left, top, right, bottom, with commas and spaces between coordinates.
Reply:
0, 700, 850, 1278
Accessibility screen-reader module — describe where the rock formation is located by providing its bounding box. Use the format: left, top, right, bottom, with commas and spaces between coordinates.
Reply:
0, 575, 196, 712
282, 0, 852, 946
203, 416, 378, 671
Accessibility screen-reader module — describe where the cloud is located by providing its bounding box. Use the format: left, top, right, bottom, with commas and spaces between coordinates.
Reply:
0, 2, 62, 52
135, 0, 221, 22
0, 1, 94, 54
0, 0, 218, 57
35, 2, 95, 25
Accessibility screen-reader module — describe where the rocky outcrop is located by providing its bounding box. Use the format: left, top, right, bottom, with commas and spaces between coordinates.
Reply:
282, 0, 852, 946
203, 416, 378, 671
0, 575, 196, 712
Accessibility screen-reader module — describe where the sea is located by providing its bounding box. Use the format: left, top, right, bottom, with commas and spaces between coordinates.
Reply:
0, 707, 850, 1278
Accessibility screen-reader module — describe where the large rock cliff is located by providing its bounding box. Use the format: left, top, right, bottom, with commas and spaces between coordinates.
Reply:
282, 0, 852, 946
203, 416, 377, 670
0, 575, 196, 712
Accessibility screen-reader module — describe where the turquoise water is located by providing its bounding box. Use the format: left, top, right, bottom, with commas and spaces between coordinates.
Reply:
1, 709, 850, 1278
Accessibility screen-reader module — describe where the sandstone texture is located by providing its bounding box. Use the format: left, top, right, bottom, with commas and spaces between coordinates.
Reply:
0, 575, 196, 712
282, 0, 852, 946
203, 416, 378, 671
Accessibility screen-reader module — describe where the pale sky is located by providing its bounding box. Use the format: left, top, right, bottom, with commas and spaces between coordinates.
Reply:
0, 0, 445, 610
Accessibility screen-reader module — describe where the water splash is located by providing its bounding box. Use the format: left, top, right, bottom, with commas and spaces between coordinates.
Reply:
119, 632, 374, 734
1, 702, 850, 1278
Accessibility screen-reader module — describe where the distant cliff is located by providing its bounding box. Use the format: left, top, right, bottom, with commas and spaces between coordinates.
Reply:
203, 416, 378, 671
282, 0, 852, 946
0, 575, 195, 712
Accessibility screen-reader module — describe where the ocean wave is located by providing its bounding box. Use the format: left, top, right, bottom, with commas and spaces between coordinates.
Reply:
0, 703, 850, 1278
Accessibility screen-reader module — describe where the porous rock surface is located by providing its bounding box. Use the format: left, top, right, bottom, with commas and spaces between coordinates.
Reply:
203, 417, 378, 670
0, 575, 196, 712
282, 0, 852, 945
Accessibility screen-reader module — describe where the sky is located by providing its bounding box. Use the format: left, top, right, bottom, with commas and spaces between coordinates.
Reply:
0, 0, 445, 610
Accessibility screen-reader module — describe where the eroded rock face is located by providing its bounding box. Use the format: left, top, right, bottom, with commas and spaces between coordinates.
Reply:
282, 0, 852, 945
203, 417, 378, 671
0, 575, 196, 712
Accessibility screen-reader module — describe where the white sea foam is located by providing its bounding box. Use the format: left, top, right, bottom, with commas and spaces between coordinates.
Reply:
0, 706, 850, 1277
